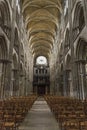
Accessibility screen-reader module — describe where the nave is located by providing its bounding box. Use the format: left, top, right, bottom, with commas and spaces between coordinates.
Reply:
19, 97, 59, 130
0, 0, 87, 129
0, 94, 87, 130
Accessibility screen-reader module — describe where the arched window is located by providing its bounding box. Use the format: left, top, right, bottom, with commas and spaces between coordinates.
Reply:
73, 2, 85, 41
36, 56, 47, 65
14, 28, 19, 54
64, 29, 70, 54
79, 7, 85, 31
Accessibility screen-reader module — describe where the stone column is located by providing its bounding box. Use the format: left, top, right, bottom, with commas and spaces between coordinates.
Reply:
68, 0, 76, 98
7, 1, 16, 97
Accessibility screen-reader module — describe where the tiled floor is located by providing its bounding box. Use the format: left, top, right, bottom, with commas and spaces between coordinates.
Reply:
19, 97, 60, 130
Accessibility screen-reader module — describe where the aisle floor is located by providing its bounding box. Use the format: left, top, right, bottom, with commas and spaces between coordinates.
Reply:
19, 97, 60, 130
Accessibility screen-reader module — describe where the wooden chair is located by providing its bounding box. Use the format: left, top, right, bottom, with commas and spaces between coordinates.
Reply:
3, 110, 17, 130
62, 119, 80, 130
0, 111, 4, 130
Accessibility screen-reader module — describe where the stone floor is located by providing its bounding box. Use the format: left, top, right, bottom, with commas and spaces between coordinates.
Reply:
19, 97, 60, 130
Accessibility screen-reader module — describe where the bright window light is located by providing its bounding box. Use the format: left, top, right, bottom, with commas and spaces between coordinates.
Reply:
36, 56, 47, 65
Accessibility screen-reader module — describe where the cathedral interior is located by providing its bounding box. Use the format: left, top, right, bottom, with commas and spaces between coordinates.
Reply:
0, 0, 87, 130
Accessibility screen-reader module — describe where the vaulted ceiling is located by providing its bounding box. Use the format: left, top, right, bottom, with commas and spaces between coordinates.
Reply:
22, 0, 62, 59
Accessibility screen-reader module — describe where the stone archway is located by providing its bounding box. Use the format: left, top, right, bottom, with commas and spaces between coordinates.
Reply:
73, 1, 85, 41
0, 36, 8, 98
76, 39, 87, 99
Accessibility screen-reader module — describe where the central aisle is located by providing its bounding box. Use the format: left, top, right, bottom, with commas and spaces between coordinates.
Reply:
19, 97, 60, 130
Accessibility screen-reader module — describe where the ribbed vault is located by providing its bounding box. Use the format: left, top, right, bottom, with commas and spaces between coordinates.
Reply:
22, 0, 62, 59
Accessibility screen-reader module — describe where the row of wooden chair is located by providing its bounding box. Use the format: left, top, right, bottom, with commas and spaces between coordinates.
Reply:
44, 95, 87, 130
0, 95, 37, 130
